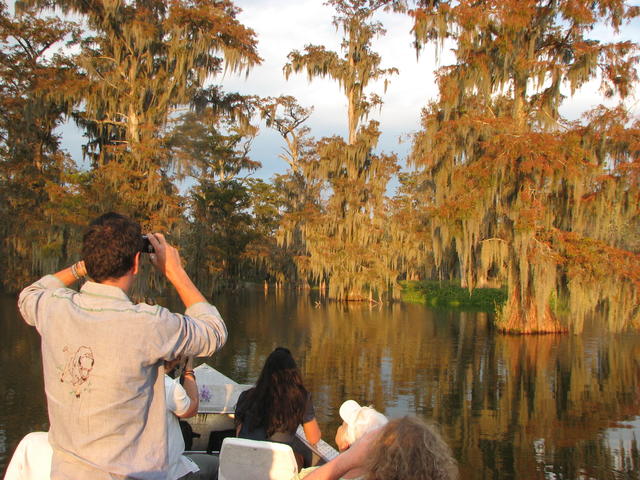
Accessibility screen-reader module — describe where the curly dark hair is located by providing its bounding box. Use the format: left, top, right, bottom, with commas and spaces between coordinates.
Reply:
366, 416, 458, 480
82, 212, 143, 283
235, 347, 309, 437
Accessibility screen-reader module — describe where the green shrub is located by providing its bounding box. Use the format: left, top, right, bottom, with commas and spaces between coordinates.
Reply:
400, 280, 507, 311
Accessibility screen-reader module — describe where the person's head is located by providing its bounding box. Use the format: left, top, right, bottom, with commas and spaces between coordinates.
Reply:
365, 416, 458, 480
236, 347, 308, 436
258, 346, 300, 382
82, 212, 144, 283
335, 400, 388, 451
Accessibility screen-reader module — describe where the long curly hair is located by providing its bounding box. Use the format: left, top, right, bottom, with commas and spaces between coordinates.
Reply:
235, 347, 308, 436
365, 416, 458, 480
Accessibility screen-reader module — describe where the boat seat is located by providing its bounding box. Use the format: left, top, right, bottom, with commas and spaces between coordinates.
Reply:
218, 437, 299, 480
4, 432, 52, 480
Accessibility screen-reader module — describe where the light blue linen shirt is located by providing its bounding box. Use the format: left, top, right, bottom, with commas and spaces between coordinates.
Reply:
18, 275, 227, 480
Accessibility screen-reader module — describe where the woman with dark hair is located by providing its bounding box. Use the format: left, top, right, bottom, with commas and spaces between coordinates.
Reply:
234, 347, 321, 464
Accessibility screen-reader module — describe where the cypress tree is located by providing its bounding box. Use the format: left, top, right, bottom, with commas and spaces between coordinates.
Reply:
24, 0, 261, 226
284, 0, 400, 301
410, 0, 640, 332
0, 2, 83, 290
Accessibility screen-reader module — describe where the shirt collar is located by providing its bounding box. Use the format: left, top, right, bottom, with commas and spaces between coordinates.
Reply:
80, 280, 131, 303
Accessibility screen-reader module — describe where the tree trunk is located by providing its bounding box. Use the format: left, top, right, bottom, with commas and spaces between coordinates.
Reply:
513, 77, 527, 132
498, 287, 566, 334
347, 87, 356, 145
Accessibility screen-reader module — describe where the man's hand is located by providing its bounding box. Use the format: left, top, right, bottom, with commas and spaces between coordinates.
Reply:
146, 233, 184, 282
145, 232, 207, 308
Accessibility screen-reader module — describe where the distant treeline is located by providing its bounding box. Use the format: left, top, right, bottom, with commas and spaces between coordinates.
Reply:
1, 0, 638, 333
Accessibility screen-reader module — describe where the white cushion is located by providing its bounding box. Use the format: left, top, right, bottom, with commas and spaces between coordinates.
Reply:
218, 437, 298, 480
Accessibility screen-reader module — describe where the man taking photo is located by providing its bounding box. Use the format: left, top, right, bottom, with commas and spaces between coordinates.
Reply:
18, 212, 227, 480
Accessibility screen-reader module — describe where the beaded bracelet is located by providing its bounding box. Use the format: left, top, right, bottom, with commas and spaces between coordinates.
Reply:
70, 262, 81, 280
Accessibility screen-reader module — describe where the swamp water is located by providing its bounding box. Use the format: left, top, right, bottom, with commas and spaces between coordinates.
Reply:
2, 288, 640, 479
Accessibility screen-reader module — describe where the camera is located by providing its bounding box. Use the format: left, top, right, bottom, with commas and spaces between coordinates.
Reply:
141, 235, 154, 254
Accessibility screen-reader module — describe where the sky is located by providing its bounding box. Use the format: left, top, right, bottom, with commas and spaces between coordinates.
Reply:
52, 0, 640, 185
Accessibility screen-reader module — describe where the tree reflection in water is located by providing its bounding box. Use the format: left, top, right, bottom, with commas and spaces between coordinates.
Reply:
211, 291, 640, 479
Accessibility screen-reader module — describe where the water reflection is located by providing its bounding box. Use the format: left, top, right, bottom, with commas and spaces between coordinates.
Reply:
209, 289, 640, 479
2, 288, 640, 479
0, 295, 49, 474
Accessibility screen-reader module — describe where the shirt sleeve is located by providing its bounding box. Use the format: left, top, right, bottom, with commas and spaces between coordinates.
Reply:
17, 275, 66, 329
165, 376, 191, 417
154, 301, 228, 360
303, 392, 316, 423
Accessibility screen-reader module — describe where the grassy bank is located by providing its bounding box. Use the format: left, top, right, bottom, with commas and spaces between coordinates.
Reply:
400, 280, 507, 310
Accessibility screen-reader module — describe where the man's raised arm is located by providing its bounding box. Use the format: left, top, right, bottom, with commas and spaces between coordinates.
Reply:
147, 233, 228, 357
18, 261, 86, 328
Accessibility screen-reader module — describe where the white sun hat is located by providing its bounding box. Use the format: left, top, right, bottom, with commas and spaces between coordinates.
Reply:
339, 399, 388, 445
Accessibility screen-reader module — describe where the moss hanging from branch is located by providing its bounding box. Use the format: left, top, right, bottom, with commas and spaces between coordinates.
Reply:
25, 0, 261, 223
410, 0, 640, 333
282, 0, 400, 301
